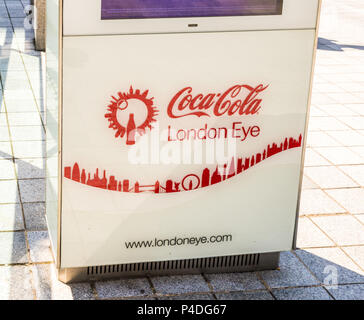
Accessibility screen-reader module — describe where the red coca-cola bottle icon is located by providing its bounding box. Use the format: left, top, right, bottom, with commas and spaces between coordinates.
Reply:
126, 113, 136, 145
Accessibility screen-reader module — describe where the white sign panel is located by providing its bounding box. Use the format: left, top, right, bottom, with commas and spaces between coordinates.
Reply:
61, 30, 315, 268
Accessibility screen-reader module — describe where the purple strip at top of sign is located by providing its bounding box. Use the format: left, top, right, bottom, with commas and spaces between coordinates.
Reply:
101, 0, 283, 20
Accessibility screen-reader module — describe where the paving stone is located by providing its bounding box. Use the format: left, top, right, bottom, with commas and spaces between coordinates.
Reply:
8, 11, 26, 19
304, 166, 358, 188
15, 158, 45, 179
0, 126, 10, 141
0, 70, 29, 81
0, 18, 11, 27
120, 297, 156, 300
0, 158, 15, 179
4, 98, 39, 113
205, 272, 264, 292
11, 18, 31, 29
326, 284, 364, 300
32, 264, 94, 300
0, 265, 33, 300
216, 291, 273, 300
314, 83, 347, 93
0, 179, 20, 203
12, 140, 45, 158
18, 178, 45, 202
159, 294, 214, 300
0, 141, 13, 159
296, 217, 335, 248
325, 188, 364, 214
310, 93, 337, 107
2, 89, 34, 100
299, 189, 346, 215
342, 246, 364, 270
0, 112, 8, 126
326, 92, 363, 104
296, 248, 364, 285
338, 165, 364, 186
10, 125, 45, 140
95, 278, 153, 299
301, 175, 320, 190
346, 104, 364, 116
312, 73, 327, 83
304, 149, 331, 166
350, 146, 364, 158
259, 251, 319, 289
356, 215, 364, 224
0, 203, 23, 231
23, 202, 47, 230
272, 286, 333, 300
314, 146, 363, 165
0, 231, 27, 264
338, 116, 364, 130
319, 104, 358, 116
7, 112, 43, 126
27, 231, 53, 263
151, 275, 210, 295
0, 61, 25, 72
327, 130, 364, 146
2, 78, 32, 91
309, 105, 328, 116
311, 215, 364, 246
308, 117, 350, 131
306, 131, 341, 147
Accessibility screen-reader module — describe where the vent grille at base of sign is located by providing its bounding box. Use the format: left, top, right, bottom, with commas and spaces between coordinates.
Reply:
87, 253, 261, 276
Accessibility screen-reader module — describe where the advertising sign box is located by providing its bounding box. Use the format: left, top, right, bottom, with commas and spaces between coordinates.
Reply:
46, 0, 321, 282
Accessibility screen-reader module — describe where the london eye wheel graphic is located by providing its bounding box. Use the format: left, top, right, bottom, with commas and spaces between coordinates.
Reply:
182, 174, 201, 191
105, 86, 159, 145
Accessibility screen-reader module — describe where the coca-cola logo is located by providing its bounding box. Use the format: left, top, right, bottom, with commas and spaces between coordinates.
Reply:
105, 84, 268, 146
167, 84, 268, 119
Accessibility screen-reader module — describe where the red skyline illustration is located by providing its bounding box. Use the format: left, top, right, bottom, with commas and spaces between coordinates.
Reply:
64, 134, 302, 194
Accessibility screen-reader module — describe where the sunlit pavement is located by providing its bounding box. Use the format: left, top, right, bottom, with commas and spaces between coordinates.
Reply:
0, 0, 363, 300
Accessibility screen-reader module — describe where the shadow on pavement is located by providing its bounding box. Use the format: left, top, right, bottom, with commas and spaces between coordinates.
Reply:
0, 4, 83, 299
318, 37, 364, 51
295, 249, 364, 300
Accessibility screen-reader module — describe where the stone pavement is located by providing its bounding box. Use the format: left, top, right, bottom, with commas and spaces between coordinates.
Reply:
0, 0, 363, 300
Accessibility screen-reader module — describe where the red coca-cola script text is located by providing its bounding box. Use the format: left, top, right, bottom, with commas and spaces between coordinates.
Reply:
167, 84, 268, 119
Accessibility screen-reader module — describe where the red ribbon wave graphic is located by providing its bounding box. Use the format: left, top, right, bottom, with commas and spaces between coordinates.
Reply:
64, 134, 302, 194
